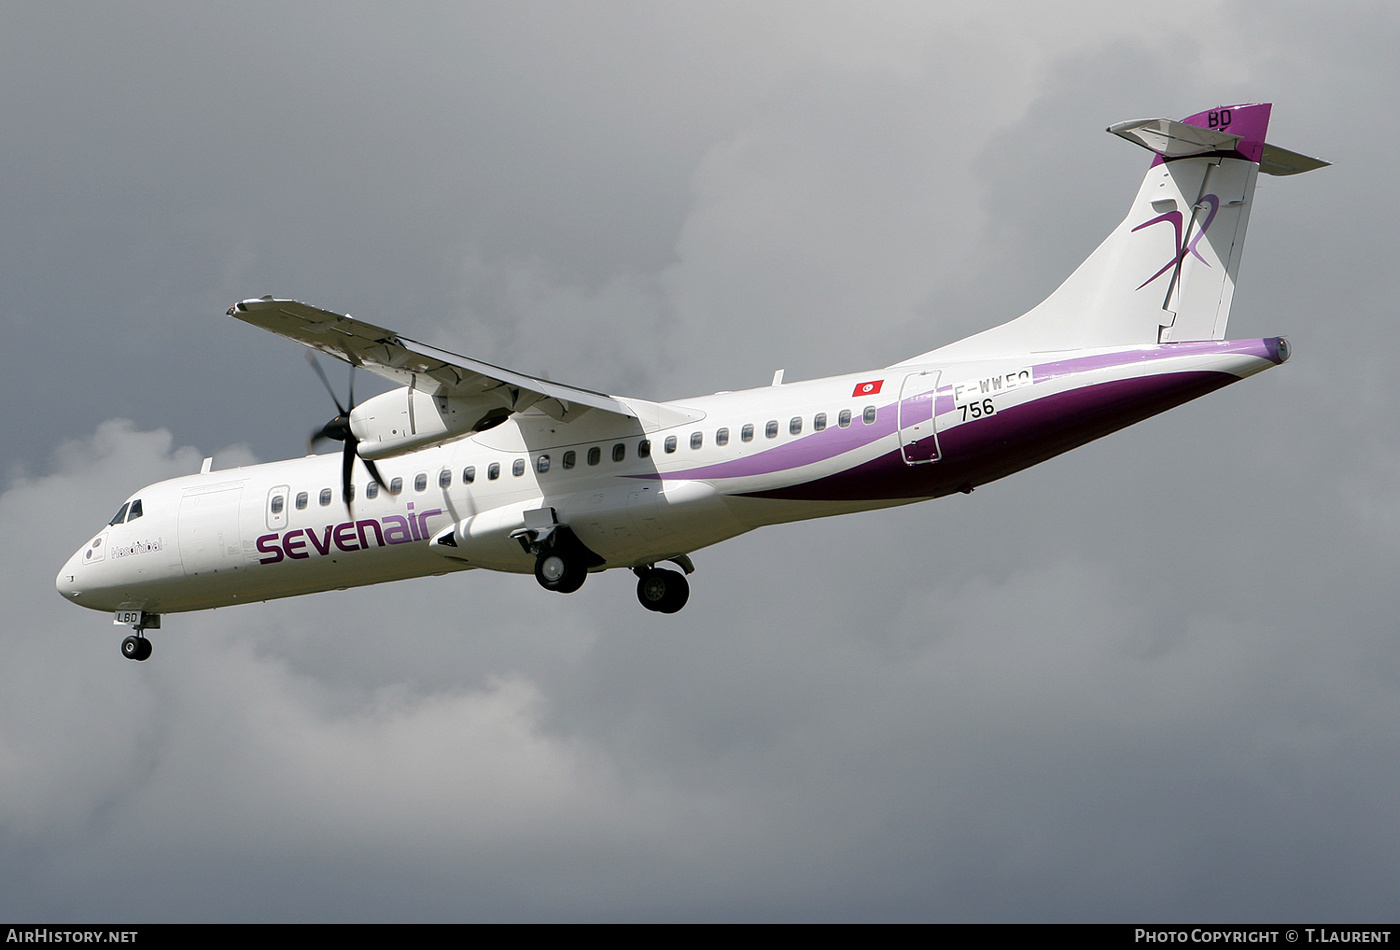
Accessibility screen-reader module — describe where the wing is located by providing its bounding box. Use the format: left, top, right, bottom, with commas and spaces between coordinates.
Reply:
229, 297, 635, 425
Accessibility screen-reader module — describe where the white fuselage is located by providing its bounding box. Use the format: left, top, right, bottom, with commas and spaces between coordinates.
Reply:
56, 339, 1283, 615
56, 102, 1322, 637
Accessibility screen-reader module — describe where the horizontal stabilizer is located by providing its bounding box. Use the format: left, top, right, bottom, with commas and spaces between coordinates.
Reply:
1109, 117, 1242, 159
1110, 110, 1328, 177
1258, 143, 1330, 176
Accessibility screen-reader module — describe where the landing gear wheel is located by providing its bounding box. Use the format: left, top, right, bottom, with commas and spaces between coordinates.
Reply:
555, 566, 586, 594
535, 550, 586, 594
121, 636, 152, 661
636, 568, 689, 614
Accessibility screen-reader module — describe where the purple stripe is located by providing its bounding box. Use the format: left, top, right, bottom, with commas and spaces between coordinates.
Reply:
739, 370, 1243, 502
640, 403, 902, 480
1030, 338, 1282, 383
645, 339, 1282, 484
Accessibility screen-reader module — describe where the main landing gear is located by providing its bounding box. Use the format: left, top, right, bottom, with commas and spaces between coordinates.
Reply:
534, 547, 587, 594
512, 507, 695, 613
115, 610, 159, 662
514, 507, 601, 596
634, 566, 689, 614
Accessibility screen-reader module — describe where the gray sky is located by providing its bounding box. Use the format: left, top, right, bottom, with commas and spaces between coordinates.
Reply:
4, 0, 1398, 922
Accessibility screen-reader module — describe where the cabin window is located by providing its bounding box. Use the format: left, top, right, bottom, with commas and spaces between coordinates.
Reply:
487, 462, 500, 480
612, 443, 626, 463
268, 497, 283, 516
741, 424, 754, 443
716, 427, 729, 447
389, 477, 403, 495
587, 447, 601, 466
690, 431, 703, 450
512, 458, 525, 476
439, 469, 452, 489
414, 473, 427, 492
537, 454, 550, 473
127, 499, 143, 521
295, 492, 308, 510
366, 481, 380, 499
790, 416, 802, 436
319, 488, 332, 506
814, 413, 827, 431
638, 439, 651, 458
463, 466, 475, 484
664, 435, 677, 453
109, 503, 130, 525
562, 451, 576, 470
863, 405, 877, 425
765, 420, 779, 439
838, 409, 852, 428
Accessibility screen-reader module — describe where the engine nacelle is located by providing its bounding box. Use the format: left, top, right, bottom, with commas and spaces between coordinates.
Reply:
349, 387, 510, 459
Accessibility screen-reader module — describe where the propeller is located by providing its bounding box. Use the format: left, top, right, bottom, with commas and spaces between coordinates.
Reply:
306, 352, 387, 510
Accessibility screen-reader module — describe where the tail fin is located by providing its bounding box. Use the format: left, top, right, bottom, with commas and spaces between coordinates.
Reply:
911, 103, 1326, 363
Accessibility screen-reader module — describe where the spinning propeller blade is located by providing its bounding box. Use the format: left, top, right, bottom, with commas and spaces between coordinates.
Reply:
304, 354, 387, 511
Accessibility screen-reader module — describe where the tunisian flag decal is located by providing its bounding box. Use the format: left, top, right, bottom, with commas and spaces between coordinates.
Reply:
852, 379, 883, 397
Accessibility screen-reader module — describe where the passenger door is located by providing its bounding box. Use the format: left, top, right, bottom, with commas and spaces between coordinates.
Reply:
898, 371, 942, 465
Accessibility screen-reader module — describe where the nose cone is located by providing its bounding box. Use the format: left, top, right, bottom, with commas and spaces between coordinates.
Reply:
56, 550, 83, 603
56, 536, 131, 614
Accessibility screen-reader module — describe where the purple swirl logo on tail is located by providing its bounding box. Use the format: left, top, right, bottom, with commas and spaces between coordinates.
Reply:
1132, 194, 1220, 289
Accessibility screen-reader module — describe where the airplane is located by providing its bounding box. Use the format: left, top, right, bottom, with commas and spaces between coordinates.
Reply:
57, 103, 1326, 661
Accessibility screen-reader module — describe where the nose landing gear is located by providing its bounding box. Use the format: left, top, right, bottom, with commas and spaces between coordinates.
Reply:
121, 635, 152, 661
114, 610, 159, 662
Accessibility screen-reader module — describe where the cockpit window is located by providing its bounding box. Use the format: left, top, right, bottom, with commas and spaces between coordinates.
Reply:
127, 499, 143, 522
109, 502, 130, 525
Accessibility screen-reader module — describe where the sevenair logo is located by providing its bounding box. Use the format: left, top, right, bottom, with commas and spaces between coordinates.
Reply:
1131, 194, 1220, 290
255, 502, 445, 564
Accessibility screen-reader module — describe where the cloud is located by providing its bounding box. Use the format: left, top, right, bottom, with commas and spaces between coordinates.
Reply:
2, 424, 660, 919
10, 330, 1400, 919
